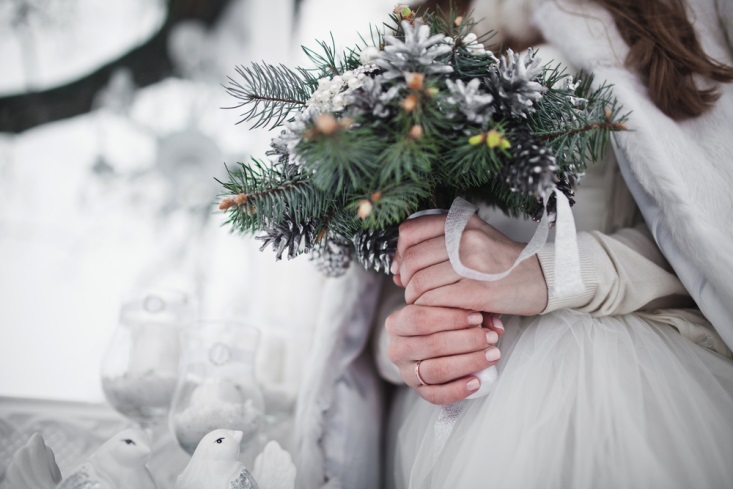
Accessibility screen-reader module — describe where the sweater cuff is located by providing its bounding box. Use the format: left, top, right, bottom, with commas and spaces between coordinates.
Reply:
537, 233, 599, 313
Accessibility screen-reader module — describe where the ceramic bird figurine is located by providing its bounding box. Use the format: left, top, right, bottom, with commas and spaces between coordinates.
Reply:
56, 428, 157, 489
252, 441, 296, 489
175, 429, 258, 489
4, 432, 62, 489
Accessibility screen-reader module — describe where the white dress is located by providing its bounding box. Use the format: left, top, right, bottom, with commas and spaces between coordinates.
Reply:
382, 152, 733, 489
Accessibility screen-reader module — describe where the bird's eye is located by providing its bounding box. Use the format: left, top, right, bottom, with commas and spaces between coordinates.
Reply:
216, 437, 225, 444
123, 439, 136, 446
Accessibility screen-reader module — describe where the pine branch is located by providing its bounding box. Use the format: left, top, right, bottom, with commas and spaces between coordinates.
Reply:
350, 181, 432, 231
218, 160, 333, 233
302, 34, 362, 79
297, 125, 387, 192
538, 120, 626, 141
224, 62, 317, 130
529, 70, 628, 174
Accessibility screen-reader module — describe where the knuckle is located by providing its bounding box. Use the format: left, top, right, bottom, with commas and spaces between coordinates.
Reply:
397, 306, 419, 334
462, 229, 485, 249
474, 350, 491, 369
415, 290, 436, 307
421, 389, 438, 405
398, 220, 413, 235
474, 328, 489, 347
386, 342, 399, 363
400, 249, 418, 279
384, 313, 397, 335
425, 333, 446, 356
409, 270, 427, 296
429, 360, 451, 383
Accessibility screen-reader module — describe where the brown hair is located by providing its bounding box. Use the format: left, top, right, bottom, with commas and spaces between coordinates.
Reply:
595, 0, 733, 119
417, 0, 733, 119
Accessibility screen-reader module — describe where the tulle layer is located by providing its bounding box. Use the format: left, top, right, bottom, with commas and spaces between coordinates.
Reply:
389, 310, 733, 489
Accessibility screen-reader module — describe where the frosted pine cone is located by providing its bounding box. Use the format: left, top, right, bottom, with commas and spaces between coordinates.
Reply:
353, 227, 399, 274
256, 215, 317, 260
445, 78, 495, 125
376, 20, 453, 80
530, 175, 576, 222
486, 48, 546, 118
499, 130, 558, 198
311, 236, 353, 277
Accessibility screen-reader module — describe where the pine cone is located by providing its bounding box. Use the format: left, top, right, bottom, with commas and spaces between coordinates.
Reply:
256, 214, 317, 260
353, 227, 399, 274
445, 78, 495, 125
346, 77, 401, 119
485, 48, 546, 119
376, 20, 453, 80
530, 175, 576, 223
311, 236, 353, 277
499, 130, 558, 198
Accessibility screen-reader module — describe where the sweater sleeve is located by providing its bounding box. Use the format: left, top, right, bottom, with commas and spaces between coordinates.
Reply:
537, 223, 693, 316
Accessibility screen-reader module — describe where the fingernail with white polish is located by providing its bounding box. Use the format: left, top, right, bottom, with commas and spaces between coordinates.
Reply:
486, 330, 499, 344
468, 313, 483, 325
467, 378, 480, 391
486, 348, 501, 362
492, 316, 505, 332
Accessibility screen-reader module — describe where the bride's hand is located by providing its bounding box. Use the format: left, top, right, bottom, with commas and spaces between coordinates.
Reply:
392, 213, 548, 316
385, 304, 503, 404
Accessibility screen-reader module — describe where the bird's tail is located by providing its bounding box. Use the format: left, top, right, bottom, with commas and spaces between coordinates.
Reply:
4, 433, 62, 489
252, 441, 296, 489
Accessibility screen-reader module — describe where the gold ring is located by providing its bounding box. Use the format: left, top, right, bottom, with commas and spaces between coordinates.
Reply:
415, 359, 429, 386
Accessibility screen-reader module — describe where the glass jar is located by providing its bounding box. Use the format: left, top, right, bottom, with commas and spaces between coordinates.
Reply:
101, 289, 192, 428
168, 322, 265, 455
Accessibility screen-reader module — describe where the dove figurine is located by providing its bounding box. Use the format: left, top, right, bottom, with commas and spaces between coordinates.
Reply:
4, 433, 62, 489
252, 441, 296, 489
176, 429, 259, 489
57, 428, 157, 489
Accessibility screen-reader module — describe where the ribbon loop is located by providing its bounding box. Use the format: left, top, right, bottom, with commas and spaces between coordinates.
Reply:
444, 192, 585, 299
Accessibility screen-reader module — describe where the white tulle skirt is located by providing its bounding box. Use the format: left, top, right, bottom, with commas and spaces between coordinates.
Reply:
388, 310, 733, 489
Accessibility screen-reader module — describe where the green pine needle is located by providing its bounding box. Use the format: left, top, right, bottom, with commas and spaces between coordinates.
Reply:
225, 63, 317, 130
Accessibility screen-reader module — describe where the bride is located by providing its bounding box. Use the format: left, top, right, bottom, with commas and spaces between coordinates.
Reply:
376, 0, 733, 487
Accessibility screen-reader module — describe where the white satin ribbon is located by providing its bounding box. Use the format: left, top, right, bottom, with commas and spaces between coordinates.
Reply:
430, 191, 585, 462
444, 190, 585, 399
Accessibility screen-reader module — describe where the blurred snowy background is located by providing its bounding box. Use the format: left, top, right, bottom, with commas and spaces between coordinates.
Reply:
0, 0, 396, 403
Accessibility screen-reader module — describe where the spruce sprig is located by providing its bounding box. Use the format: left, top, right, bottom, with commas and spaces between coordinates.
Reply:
531, 69, 628, 175
302, 34, 363, 79
218, 160, 332, 231
224, 63, 317, 130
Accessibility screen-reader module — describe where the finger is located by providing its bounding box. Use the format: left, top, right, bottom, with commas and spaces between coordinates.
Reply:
405, 261, 461, 305
415, 347, 501, 386
486, 314, 505, 336
417, 376, 482, 405
398, 235, 449, 286
396, 215, 447, 264
392, 272, 404, 288
391, 326, 496, 362
386, 305, 483, 337
413, 280, 490, 312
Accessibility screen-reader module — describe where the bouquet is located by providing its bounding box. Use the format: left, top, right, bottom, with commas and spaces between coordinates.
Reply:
217, 5, 626, 277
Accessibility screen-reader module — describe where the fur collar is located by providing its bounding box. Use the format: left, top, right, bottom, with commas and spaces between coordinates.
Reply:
531, 0, 733, 348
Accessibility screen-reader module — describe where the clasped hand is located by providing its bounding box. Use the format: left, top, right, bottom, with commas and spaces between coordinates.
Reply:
386, 213, 548, 404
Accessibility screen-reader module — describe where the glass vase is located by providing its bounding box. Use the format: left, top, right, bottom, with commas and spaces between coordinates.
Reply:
101, 288, 193, 429
168, 321, 265, 455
